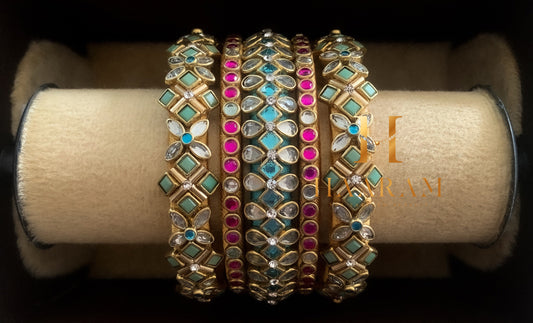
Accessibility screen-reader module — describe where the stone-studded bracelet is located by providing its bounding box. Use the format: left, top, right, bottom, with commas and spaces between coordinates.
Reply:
240, 29, 301, 305
219, 36, 247, 292
157, 29, 224, 302
316, 30, 383, 303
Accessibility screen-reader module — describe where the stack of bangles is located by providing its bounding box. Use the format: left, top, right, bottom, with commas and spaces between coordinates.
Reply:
158, 28, 383, 304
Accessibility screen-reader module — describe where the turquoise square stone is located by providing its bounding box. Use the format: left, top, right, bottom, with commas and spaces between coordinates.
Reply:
260, 48, 277, 57
200, 173, 218, 194
186, 35, 201, 41
362, 82, 377, 98
183, 243, 202, 258
206, 254, 223, 267
260, 189, 283, 208
260, 82, 279, 97
367, 166, 383, 187
343, 188, 364, 211
364, 252, 377, 265
323, 250, 340, 264
176, 154, 198, 175
260, 63, 278, 74
263, 244, 284, 259
259, 105, 281, 122
183, 47, 199, 57
344, 238, 362, 254
188, 272, 204, 282
167, 44, 179, 53
342, 98, 362, 117
205, 44, 219, 54
260, 159, 282, 179
336, 67, 355, 81
266, 267, 281, 278
323, 168, 342, 189
179, 71, 199, 87
203, 91, 219, 108
334, 43, 350, 52
177, 104, 198, 123
341, 268, 358, 280
342, 146, 361, 167
158, 174, 175, 194
319, 85, 338, 101
178, 195, 199, 214
165, 256, 181, 268
259, 131, 282, 150
262, 218, 284, 236
159, 89, 175, 107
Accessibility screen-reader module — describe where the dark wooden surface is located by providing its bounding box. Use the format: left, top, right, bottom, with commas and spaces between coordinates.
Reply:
0, 1, 531, 321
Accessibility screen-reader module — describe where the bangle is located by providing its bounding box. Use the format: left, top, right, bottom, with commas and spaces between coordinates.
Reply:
219, 36, 246, 292
292, 34, 320, 293
241, 29, 301, 305
157, 29, 224, 302
317, 30, 383, 303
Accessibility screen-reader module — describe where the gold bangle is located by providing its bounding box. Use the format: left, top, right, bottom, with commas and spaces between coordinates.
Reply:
291, 34, 321, 293
316, 30, 383, 303
157, 29, 224, 302
219, 35, 246, 292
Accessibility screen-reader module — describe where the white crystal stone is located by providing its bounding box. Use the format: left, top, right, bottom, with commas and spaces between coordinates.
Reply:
336, 36, 344, 42
323, 60, 340, 74
331, 225, 352, 241
277, 96, 297, 113
244, 203, 266, 221
277, 146, 299, 164
244, 173, 265, 191
265, 41, 274, 47
264, 30, 273, 37
165, 67, 183, 80
278, 202, 298, 220
265, 73, 275, 82
320, 51, 338, 59
246, 230, 267, 246
189, 141, 211, 159
276, 58, 295, 71
267, 150, 277, 160
196, 230, 214, 244
190, 264, 199, 272
364, 136, 376, 152
242, 75, 263, 89
276, 174, 298, 192
277, 46, 293, 58
165, 141, 182, 161
346, 259, 355, 267
168, 56, 183, 65
349, 174, 363, 185
300, 110, 316, 125
241, 95, 263, 113
197, 56, 214, 65
351, 50, 364, 58
182, 180, 192, 190
167, 119, 185, 137
266, 96, 276, 105
276, 120, 298, 137
266, 209, 277, 219
241, 120, 264, 138
331, 133, 351, 152
266, 179, 277, 190
360, 225, 375, 240
275, 75, 296, 89
269, 260, 278, 268
349, 61, 368, 74
268, 292, 278, 298
244, 46, 259, 57
183, 90, 194, 99
298, 56, 312, 64
265, 122, 276, 131
247, 252, 268, 267
195, 66, 214, 80
169, 232, 185, 247
267, 237, 278, 246
193, 207, 211, 228
357, 203, 375, 221
330, 113, 350, 130
302, 185, 316, 200
226, 48, 238, 56
242, 145, 264, 163
279, 229, 299, 246
170, 211, 187, 229
223, 178, 239, 193
242, 58, 261, 72
279, 251, 299, 266
333, 203, 352, 224
270, 279, 279, 285
190, 119, 209, 137
301, 252, 318, 264
344, 84, 355, 93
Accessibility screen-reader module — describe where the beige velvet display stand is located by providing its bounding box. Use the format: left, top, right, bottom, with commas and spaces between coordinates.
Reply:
11, 34, 521, 279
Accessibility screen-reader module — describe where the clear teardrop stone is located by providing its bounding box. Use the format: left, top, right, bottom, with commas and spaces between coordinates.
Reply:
331, 225, 352, 241
167, 119, 185, 137
331, 133, 351, 152
320, 51, 338, 59
279, 229, 299, 246
243, 173, 265, 191
170, 211, 187, 229
168, 56, 183, 65
360, 113, 373, 127
357, 203, 375, 221
279, 269, 297, 281
190, 119, 209, 137
323, 60, 340, 74
169, 232, 185, 247
328, 274, 344, 287
349, 61, 368, 74
189, 141, 211, 159
241, 120, 264, 138
276, 46, 293, 58
244, 202, 266, 221
193, 207, 211, 228
298, 56, 312, 64
241, 95, 263, 113
276, 120, 298, 137
359, 225, 375, 240
248, 270, 268, 283
197, 56, 214, 65
246, 230, 268, 246
276, 174, 298, 192
275, 75, 296, 89
277, 97, 297, 113
278, 202, 298, 220
277, 146, 299, 164
196, 230, 214, 244
166, 66, 184, 81
242, 58, 261, 72
333, 203, 352, 224
300, 110, 316, 125
244, 45, 259, 57
242, 75, 264, 89
242, 145, 264, 163
330, 113, 350, 130
165, 141, 182, 161
195, 66, 214, 80
279, 251, 299, 266
246, 251, 268, 267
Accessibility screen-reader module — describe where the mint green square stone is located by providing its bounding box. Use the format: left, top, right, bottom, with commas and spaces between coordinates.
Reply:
344, 238, 362, 254
183, 243, 202, 259
167, 44, 179, 53
364, 252, 377, 265
158, 174, 175, 194
186, 35, 201, 41
341, 268, 358, 280
203, 91, 219, 108
177, 104, 198, 123
183, 47, 199, 57
205, 44, 219, 54
323, 168, 342, 189
206, 254, 223, 267
179, 71, 199, 87
342, 146, 361, 166
367, 167, 383, 187
320, 85, 338, 101
178, 195, 198, 214
342, 98, 362, 116
315, 41, 326, 51
362, 82, 377, 97
188, 272, 204, 282
343, 189, 364, 210
334, 43, 350, 52
159, 89, 175, 107
201, 173, 218, 194
323, 250, 340, 264
166, 256, 181, 268
336, 67, 355, 81
176, 154, 198, 175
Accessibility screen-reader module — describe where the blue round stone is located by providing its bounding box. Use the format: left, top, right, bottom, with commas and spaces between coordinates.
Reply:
185, 56, 195, 63
184, 228, 196, 241
181, 132, 193, 144
348, 124, 360, 135
340, 50, 350, 57
351, 220, 362, 232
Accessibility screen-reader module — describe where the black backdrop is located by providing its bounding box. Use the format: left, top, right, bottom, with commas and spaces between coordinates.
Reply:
0, 1, 531, 321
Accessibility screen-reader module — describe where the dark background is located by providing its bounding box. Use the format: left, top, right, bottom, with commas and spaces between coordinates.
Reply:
0, 0, 531, 322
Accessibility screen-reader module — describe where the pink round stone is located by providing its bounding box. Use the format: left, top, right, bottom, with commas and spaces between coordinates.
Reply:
224, 87, 238, 98
302, 276, 315, 284
226, 43, 238, 49
303, 167, 318, 181
302, 265, 315, 275
302, 147, 318, 161
229, 271, 243, 279
225, 60, 238, 69
228, 260, 242, 270
301, 128, 317, 142
230, 280, 244, 287
302, 237, 317, 250
300, 79, 313, 90
225, 197, 240, 211
225, 230, 240, 243
224, 158, 239, 173
225, 215, 240, 228
303, 221, 318, 235
298, 68, 312, 76
300, 94, 314, 106
302, 203, 317, 217
225, 73, 238, 83
224, 139, 238, 154
224, 120, 239, 134
297, 48, 310, 54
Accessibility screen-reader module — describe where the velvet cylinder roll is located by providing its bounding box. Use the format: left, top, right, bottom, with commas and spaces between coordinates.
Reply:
15, 88, 513, 246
